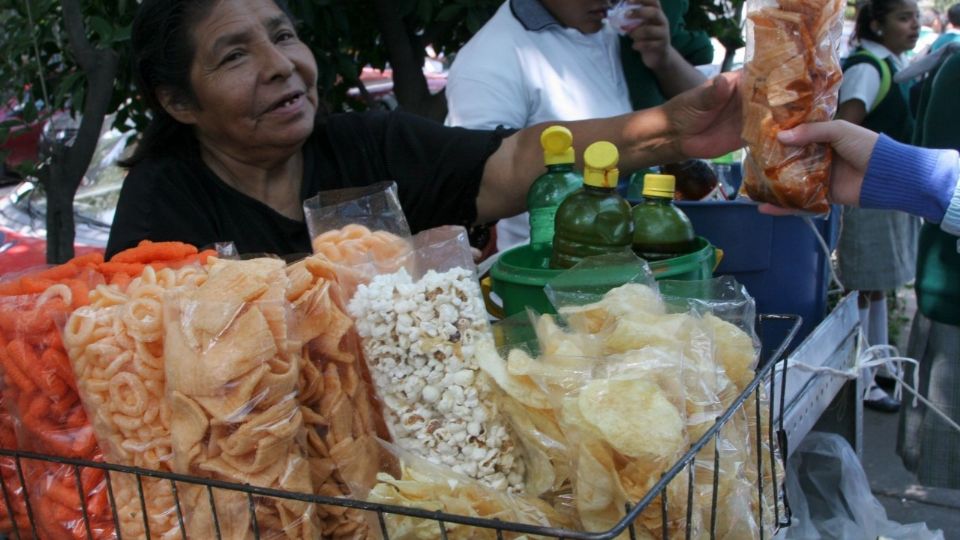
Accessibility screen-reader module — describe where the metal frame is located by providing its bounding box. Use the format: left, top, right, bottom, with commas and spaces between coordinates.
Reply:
0, 314, 801, 540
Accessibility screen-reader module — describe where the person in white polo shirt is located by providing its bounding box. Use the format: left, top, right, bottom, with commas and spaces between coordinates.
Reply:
445, 0, 712, 252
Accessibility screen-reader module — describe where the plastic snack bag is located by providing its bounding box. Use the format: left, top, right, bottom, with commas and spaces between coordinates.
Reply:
285, 254, 389, 538
607, 0, 643, 35
0, 265, 117, 540
346, 226, 527, 493
740, 0, 845, 214
305, 182, 413, 298
165, 258, 319, 539
365, 439, 574, 539
66, 264, 209, 540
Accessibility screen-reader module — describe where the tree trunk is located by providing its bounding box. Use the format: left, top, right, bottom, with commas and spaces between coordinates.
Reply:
369, 0, 447, 122
44, 0, 118, 264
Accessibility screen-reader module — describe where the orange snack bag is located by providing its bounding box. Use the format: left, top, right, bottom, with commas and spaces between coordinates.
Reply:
741, 0, 845, 213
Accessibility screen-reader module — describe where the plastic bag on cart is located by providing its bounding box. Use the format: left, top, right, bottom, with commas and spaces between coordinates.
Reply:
544, 251, 657, 312
784, 432, 944, 540
164, 257, 320, 539
547, 344, 699, 536
64, 263, 210, 539
659, 277, 784, 537
740, 0, 845, 214
304, 181, 413, 298
364, 438, 575, 539
543, 275, 779, 538
0, 268, 117, 540
284, 253, 391, 537
478, 319, 579, 514
346, 226, 527, 493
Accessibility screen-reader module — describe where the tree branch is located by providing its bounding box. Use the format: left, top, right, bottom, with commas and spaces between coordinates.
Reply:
369, 0, 447, 120
44, 0, 119, 263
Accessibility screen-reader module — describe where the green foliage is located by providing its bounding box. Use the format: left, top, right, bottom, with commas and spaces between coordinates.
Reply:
686, 0, 745, 54
0, 0, 746, 171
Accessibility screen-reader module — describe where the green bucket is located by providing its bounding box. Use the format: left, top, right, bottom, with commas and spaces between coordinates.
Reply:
487, 237, 716, 317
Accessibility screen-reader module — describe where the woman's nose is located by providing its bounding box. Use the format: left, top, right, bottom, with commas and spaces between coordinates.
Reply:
261, 43, 295, 81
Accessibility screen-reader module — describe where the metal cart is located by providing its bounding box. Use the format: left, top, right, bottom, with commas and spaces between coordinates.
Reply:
0, 314, 803, 540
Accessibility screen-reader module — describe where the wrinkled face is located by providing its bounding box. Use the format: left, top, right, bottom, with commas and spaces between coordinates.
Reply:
540, 0, 612, 34
180, 0, 319, 156
875, 1, 921, 54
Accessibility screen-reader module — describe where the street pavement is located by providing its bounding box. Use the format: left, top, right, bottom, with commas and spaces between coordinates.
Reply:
861, 287, 960, 539
862, 406, 960, 538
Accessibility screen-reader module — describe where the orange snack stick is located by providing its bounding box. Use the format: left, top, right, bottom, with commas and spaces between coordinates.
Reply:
110, 239, 197, 264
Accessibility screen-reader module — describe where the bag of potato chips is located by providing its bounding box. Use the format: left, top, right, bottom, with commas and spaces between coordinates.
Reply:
365, 438, 574, 539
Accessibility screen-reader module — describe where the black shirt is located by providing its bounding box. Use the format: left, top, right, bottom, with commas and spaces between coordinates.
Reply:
106, 111, 509, 259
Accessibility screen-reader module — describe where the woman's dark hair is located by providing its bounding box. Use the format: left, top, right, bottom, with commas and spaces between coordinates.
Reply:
123, 0, 293, 167
853, 0, 904, 44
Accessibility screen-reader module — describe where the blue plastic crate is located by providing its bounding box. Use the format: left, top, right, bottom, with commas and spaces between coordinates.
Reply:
675, 199, 839, 342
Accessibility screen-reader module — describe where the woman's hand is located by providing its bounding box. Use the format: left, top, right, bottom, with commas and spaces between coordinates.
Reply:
758, 120, 879, 214
661, 71, 744, 161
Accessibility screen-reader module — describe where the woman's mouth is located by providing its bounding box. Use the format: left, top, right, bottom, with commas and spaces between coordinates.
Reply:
265, 91, 305, 115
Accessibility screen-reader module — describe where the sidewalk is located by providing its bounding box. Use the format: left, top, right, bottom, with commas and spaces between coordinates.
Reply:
860, 286, 960, 538
862, 407, 960, 537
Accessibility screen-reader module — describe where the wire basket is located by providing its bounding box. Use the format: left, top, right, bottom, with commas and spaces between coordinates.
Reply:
0, 314, 800, 540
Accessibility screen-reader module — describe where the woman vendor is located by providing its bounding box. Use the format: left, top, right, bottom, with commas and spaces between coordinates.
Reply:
107, 0, 743, 258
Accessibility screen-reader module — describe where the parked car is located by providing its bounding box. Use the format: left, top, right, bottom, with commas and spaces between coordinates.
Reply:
0, 117, 130, 275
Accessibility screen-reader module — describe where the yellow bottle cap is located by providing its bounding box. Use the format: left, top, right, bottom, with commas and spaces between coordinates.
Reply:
642, 174, 676, 198
541, 125, 575, 165
583, 141, 619, 188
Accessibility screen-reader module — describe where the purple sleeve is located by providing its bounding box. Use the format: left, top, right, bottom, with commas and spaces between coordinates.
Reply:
859, 134, 959, 224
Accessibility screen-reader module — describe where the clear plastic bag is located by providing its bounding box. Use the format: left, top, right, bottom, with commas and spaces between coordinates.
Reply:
65, 264, 208, 539
285, 254, 390, 538
164, 258, 319, 539
785, 432, 944, 540
346, 226, 527, 493
364, 438, 574, 539
740, 0, 845, 214
304, 182, 413, 298
0, 271, 117, 539
607, 0, 643, 35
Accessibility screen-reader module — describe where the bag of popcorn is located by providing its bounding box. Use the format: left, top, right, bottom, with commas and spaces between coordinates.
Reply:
346, 226, 528, 493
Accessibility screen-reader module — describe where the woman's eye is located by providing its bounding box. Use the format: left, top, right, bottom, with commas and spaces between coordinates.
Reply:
220, 50, 244, 65
276, 30, 295, 42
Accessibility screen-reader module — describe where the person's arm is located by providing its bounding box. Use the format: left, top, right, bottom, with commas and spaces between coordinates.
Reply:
476, 71, 742, 223
625, 0, 705, 98
765, 120, 960, 235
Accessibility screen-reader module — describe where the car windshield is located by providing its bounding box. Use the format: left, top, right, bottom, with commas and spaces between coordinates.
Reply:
9, 123, 130, 229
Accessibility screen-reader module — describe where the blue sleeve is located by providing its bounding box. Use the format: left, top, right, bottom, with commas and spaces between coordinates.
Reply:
859, 134, 959, 227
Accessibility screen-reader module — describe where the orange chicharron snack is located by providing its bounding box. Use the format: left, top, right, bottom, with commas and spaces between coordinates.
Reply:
741, 0, 845, 213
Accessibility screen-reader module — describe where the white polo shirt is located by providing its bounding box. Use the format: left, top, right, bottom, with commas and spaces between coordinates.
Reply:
445, 0, 633, 251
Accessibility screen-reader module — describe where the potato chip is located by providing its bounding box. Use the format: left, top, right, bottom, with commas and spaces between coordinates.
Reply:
704, 314, 758, 393
477, 345, 552, 410
578, 379, 684, 462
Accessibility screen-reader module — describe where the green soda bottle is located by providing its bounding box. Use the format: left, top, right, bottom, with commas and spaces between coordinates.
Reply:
527, 126, 583, 253
631, 173, 696, 262
550, 141, 634, 269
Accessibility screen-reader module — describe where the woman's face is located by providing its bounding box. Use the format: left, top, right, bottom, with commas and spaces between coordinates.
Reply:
179, 0, 319, 157
876, 1, 921, 55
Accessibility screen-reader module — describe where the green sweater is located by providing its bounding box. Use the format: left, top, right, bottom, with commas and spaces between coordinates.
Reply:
912, 52, 960, 325
619, 0, 714, 110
